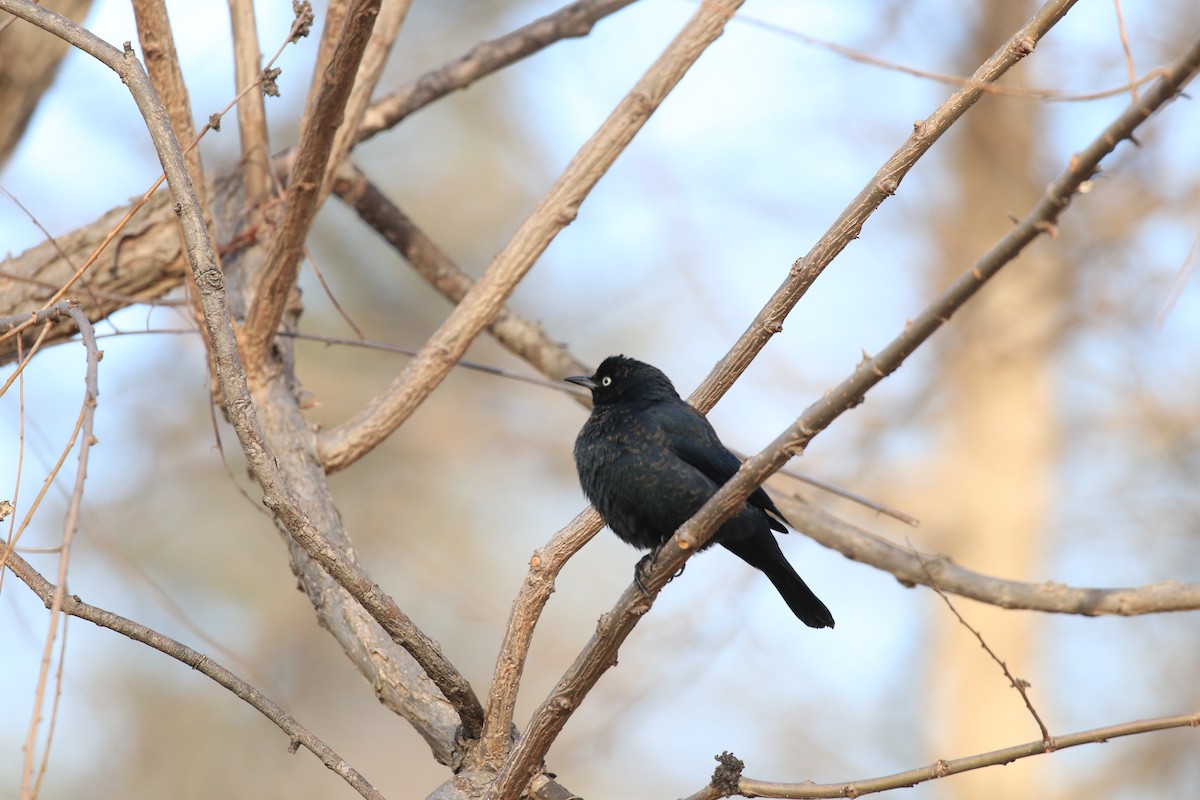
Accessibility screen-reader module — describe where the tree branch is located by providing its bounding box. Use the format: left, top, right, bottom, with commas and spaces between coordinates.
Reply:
1, 543, 387, 800
485, 25, 1200, 800
321, 0, 413, 203
228, 0, 271, 207
0, 0, 485, 741
481, 508, 603, 769
725, 712, 1200, 798
317, 0, 746, 474
686, 0, 1080, 416
355, 0, 641, 144
241, 0, 380, 376
329, 162, 591, 387
784, 499, 1200, 616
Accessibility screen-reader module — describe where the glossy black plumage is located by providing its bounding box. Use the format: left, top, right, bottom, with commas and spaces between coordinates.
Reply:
566, 355, 834, 629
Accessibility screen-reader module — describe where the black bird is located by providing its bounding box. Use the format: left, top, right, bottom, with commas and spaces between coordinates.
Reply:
566, 355, 834, 629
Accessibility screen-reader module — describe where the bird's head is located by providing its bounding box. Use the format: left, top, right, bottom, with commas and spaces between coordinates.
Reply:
565, 355, 681, 406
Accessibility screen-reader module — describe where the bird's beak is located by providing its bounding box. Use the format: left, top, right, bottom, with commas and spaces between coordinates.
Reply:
564, 374, 597, 391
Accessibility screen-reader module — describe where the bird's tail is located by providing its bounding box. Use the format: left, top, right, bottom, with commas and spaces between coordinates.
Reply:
722, 535, 835, 629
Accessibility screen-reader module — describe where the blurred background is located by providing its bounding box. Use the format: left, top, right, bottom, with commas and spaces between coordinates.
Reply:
2, 0, 1199, 797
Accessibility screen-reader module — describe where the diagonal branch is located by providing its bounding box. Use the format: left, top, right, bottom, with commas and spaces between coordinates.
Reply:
241, 0, 380, 376
355, 0, 642, 144
915, 548, 1052, 745
317, 0, 746, 474
1, 543, 387, 800
486, 28, 1200, 800
329, 163, 591, 386
481, 508, 603, 769
0, 0, 485, 739
0, 0, 637, 365
686, 0, 1081, 415
320, 0, 412, 202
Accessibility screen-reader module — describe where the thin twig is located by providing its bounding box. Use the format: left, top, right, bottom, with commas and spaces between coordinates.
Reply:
1112, 0, 1139, 103
913, 545, 1051, 745
20, 301, 97, 798
736, 6, 1166, 104
1153, 230, 1200, 328
685, 712, 1200, 799
1, 543, 387, 800
355, 0, 641, 144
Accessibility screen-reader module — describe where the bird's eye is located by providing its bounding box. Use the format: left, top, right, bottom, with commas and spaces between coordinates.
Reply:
601, 376, 613, 387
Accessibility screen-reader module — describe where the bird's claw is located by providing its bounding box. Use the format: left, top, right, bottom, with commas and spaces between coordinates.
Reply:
633, 553, 654, 597
633, 551, 687, 597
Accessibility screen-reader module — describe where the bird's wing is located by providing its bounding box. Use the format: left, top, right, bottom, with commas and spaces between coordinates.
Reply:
647, 402, 741, 482
647, 401, 791, 532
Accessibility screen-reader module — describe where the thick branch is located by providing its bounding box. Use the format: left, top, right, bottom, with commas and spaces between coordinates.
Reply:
0, 0, 485, 739
131, 0, 204, 197
317, 0, 745, 474
241, 0, 381, 375
320, 0, 412, 202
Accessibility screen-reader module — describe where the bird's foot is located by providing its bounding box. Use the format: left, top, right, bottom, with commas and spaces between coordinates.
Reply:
633, 549, 687, 596
633, 552, 654, 597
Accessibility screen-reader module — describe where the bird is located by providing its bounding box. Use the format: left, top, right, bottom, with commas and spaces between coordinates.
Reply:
566, 355, 834, 629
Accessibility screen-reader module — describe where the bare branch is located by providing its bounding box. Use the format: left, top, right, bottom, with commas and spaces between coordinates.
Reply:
132, 0, 204, 196
686, 0, 1081, 416
318, 0, 744, 475
1, 543, 387, 800
329, 162, 591, 387
0, 0, 485, 740
728, 712, 1200, 798
915, 548, 1051, 744
321, 0, 413, 200
18, 302, 95, 795
785, 500, 1200, 616
481, 508, 603, 769
487, 26, 1200, 800
355, 0, 641, 144
736, 9, 1169, 104
241, 0, 381, 376
228, 0, 271, 206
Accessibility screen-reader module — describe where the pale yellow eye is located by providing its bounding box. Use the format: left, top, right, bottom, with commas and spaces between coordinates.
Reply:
601, 376, 613, 387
